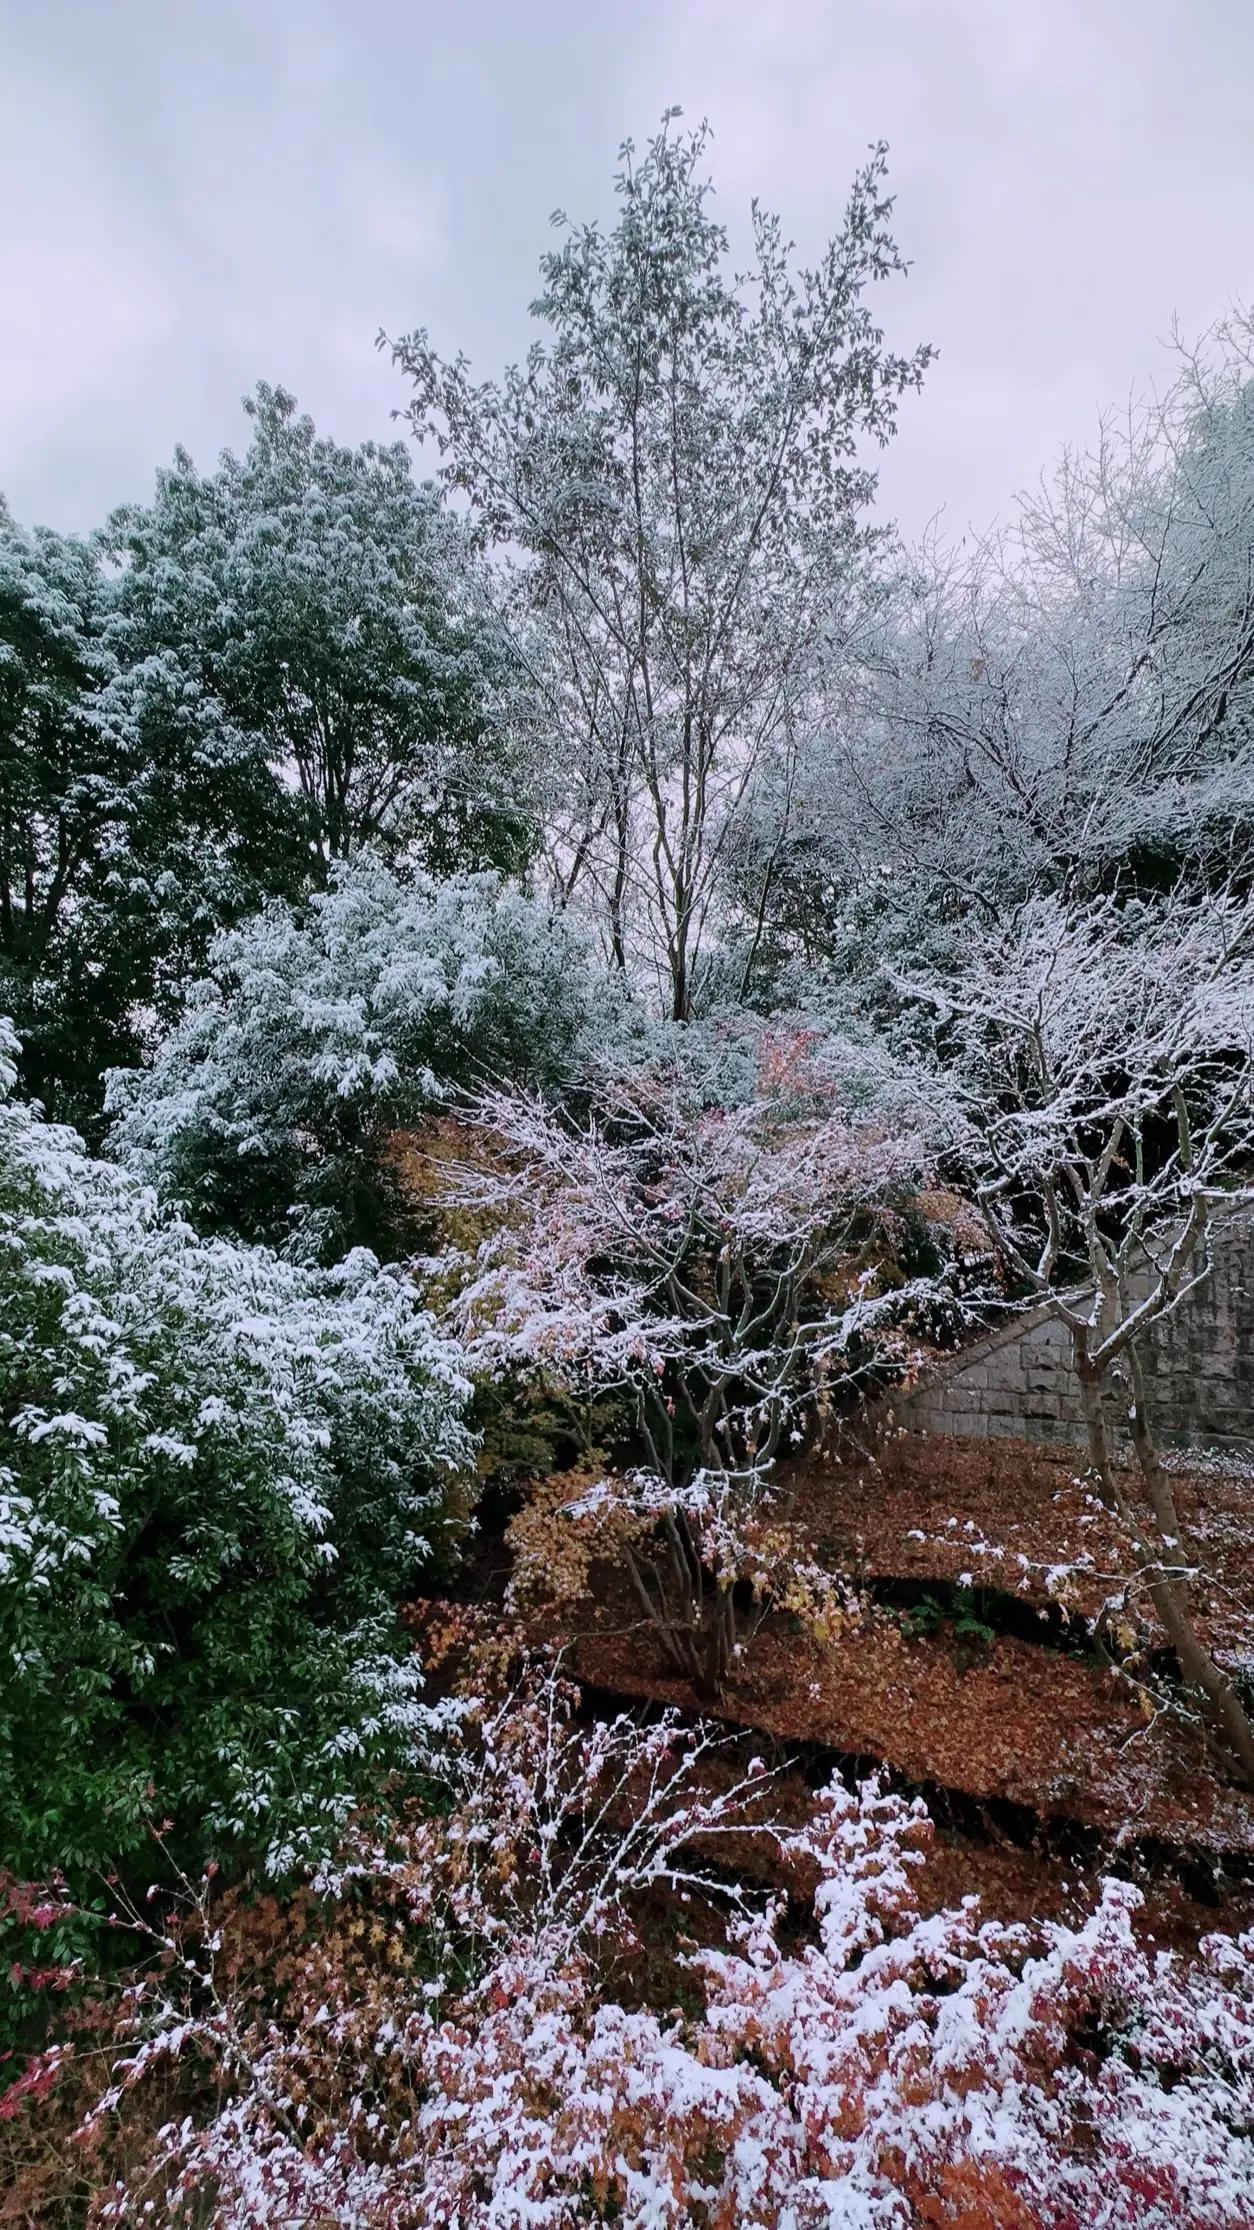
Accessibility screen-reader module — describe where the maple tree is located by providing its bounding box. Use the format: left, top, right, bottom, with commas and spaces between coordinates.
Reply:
427, 1030, 981, 1693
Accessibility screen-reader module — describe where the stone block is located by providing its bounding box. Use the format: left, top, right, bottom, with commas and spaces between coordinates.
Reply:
984, 1389, 1020, 1415
942, 1387, 981, 1416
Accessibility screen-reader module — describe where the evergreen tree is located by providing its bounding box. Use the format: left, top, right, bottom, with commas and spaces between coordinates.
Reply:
109, 384, 532, 880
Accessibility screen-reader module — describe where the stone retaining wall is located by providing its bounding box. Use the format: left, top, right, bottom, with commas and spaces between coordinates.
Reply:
885, 1215, 1254, 1454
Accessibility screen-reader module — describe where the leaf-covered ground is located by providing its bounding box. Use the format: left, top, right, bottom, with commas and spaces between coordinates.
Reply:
789, 1433, 1254, 1660
429, 1429, 1254, 1949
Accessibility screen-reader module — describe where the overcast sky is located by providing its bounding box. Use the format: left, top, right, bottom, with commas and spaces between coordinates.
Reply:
2, 0, 1252, 545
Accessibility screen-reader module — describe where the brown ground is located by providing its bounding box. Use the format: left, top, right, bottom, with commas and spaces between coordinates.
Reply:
424, 1428, 1254, 1947
570, 1610, 1254, 1949
577, 1614, 1254, 1851
786, 1431, 1254, 1657
562, 1434, 1254, 1845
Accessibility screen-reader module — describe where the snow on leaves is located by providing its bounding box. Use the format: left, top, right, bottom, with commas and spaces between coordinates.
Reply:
0, 1016, 473, 1873
105, 856, 604, 1262
37, 1666, 1254, 2229
428, 1035, 979, 1691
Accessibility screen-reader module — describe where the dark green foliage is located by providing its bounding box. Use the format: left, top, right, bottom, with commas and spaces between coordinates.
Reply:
0, 1023, 472, 1883
901, 1585, 998, 1663
107, 383, 532, 880
0, 387, 523, 1136
0, 513, 294, 1135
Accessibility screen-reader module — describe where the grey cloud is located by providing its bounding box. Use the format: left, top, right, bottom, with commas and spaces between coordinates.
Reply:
1, 0, 1252, 540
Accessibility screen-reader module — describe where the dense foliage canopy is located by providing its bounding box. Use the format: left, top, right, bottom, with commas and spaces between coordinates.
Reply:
0, 1019, 471, 1879
107, 383, 530, 881
0, 387, 516, 1135
0, 506, 289, 1131
106, 856, 610, 1261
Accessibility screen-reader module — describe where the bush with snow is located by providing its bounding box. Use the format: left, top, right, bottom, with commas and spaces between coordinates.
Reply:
0, 1018, 472, 1879
431, 1033, 979, 1692
29, 1665, 1254, 2228
105, 857, 608, 1262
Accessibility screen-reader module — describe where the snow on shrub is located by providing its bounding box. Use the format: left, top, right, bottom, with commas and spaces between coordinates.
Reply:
0, 1017, 473, 1878
29, 1665, 1254, 2228
105, 856, 607, 1262
431, 1038, 979, 1694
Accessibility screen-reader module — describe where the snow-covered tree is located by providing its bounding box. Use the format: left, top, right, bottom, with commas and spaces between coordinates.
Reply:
428, 1030, 970, 1691
25, 1665, 1254, 2228
0, 510, 288, 1131
902, 886, 1254, 1780
0, 386, 534, 1134
392, 116, 930, 1017
737, 312, 1254, 987
0, 1017, 472, 1879
108, 383, 531, 879
106, 857, 610, 1262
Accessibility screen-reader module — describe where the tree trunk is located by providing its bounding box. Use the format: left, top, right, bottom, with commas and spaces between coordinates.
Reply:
1121, 1340, 1254, 1784
1076, 1358, 1119, 1509
1079, 1341, 1254, 1785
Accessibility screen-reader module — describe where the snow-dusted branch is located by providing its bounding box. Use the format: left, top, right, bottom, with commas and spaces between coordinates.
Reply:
902, 885, 1254, 1777
42, 1664, 1254, 2229
425, 1034, 977, 1691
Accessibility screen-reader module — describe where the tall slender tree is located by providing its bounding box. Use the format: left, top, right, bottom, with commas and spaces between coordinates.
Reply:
392, 116, 930, 1017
